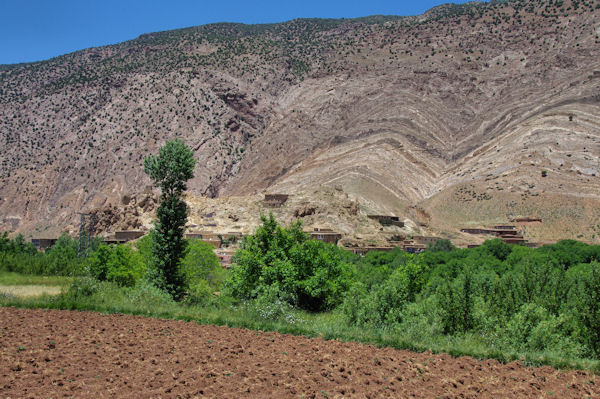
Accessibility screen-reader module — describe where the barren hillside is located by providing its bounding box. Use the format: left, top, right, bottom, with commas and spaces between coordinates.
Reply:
0, 0, 599, 243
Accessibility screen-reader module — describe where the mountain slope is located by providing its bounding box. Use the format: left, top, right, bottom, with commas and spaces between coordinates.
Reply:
0, 0, 599, 243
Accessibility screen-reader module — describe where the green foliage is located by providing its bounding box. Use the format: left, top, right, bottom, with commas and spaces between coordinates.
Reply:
46, 233, 78, 266
227, 213, 352, 311
180, 238, 226, 304
351, 248, 407, 290
134, 232, 154, 265
143, 139, 196, 196
0, 233, 37, 255
144, 138, 196, 300
437, 272, 475, 334
342, 257, 428, 328
0, 233, 82, 276
86, 244, 145, 287
481, 238, 511, 261
67, 276, 101, 298
238, 284, 302, 324
343, 239, 600, 359
427, 239, 455, 253
574, 262, 600, 356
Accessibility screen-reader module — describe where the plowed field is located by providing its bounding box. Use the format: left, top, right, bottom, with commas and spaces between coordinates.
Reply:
1, 307, 598, 398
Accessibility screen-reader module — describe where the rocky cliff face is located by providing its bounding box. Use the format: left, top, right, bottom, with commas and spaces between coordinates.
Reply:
0, 0, 599, 243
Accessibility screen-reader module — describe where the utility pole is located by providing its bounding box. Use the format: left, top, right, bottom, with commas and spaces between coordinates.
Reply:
77, 212, 96, 257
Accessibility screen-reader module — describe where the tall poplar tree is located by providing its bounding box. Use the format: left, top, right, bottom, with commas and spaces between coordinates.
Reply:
144, 139, 196, 300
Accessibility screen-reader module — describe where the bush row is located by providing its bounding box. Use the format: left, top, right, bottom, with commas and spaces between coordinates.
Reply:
341, 239, 600, 358
0, 232, 224, 304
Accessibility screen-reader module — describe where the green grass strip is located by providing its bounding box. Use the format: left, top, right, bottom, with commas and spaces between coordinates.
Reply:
1, 293, 598, 374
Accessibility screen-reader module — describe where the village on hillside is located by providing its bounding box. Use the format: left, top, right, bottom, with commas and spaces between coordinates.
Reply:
31, 193, 549, 268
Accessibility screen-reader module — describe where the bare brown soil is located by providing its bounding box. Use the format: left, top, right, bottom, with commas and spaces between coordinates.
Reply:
1, 307, 598, 398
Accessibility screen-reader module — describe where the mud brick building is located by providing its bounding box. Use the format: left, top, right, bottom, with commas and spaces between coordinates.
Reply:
185, 231, 222, 248
461, 227, 492, 235
510, 217, 543, 223
215, 249, 236, 268
499, 233, 527, 244
103, 230, 146, 244
412, 236, 442, 246
401, 240, 427, 254
460, 225, 528, 245
307, 227, 342, 245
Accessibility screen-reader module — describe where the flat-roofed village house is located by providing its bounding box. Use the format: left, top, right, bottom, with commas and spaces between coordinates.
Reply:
103, 230, 146, 244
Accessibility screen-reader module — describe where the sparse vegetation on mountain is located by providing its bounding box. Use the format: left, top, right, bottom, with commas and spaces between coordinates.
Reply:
0, 0, 597, 244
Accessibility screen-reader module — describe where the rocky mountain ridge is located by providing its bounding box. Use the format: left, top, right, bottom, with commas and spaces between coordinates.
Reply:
0, 0, 599, 244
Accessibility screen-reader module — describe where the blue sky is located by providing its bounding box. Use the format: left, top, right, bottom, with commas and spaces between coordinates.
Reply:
0, 0, 483, 65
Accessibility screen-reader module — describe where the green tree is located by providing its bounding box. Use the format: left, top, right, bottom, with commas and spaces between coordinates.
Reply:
86, 244, 145, 287
575, 262, 600, 355
227, 214, 352, 311
481, 238, 511, 261
342, 257, 428, 328
180, 238, 226, 304
45, 233, 81, 275
144, 139, 196, 299
427, 238, 455, 253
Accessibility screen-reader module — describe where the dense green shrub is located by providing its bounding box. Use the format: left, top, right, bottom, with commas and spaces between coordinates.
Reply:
0, 233, 83, 276
351, 248, 407, 290
343, 239, 600, 359
0, 233, 37, 255
574, 261, 600, 356
86, 244, 145, 287
179, 238, 226, 304
342, 255, 428, 328
227, 214, 352, 311
437, 272, 475, 334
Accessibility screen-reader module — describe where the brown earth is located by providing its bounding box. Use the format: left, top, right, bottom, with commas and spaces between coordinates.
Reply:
1, 307, 599, 398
